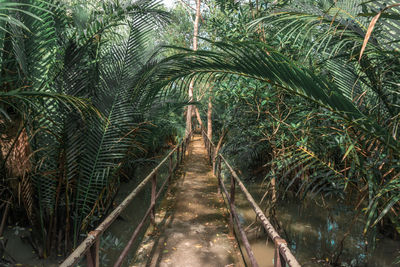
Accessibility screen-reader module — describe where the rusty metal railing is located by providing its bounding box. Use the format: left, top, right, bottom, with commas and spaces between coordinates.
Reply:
201, 129, 301, 267
60, 132, 193, 267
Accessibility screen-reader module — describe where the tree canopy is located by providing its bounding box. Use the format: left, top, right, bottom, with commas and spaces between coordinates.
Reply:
1, 0, 400, 265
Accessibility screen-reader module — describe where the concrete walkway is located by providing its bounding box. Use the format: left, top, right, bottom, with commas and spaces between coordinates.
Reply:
130, 135, 243, 267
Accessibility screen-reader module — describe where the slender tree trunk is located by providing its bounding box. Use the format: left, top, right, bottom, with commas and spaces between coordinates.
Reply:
195, 107, 203, 129
215, 129, 227, 156
213, 128, 227, 173
185, 0, 201, 137
271, 174, 277, 204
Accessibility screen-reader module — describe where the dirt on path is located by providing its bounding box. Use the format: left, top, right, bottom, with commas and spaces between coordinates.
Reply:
130, 135, 243, 267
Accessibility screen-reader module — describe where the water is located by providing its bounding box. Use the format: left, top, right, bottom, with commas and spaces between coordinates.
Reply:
1, 226, 59, 266
271, 196, 400, 266
228, 178, 400, 267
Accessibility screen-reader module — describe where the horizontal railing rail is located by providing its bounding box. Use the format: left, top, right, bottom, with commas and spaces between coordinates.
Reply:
61, 132, 193, 267
201, 129, 301, 267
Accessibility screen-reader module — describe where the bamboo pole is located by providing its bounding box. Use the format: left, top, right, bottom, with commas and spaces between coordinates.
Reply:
150, 172, 157, 225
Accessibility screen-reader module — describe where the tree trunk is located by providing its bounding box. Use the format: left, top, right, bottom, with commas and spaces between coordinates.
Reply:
212, 128, 227, 173
185, 0, 201, 137
195, 107, 203, 129
215, 129, 227, 158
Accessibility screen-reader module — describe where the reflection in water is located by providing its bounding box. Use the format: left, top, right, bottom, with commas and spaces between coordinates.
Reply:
231, 179, 400, 267
272, 197, 400, 266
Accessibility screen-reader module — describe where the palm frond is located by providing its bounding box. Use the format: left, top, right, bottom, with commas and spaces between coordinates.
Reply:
140, 41, 396, 150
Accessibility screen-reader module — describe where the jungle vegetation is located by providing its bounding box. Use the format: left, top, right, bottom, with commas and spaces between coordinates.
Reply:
0, 0, 185, 259
1, 0, 400, 266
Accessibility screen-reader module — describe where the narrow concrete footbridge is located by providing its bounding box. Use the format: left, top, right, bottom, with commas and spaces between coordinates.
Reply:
61, 131, 301, 267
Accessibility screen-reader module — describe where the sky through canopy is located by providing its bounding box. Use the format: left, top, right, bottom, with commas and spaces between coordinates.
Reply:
162, 0, 175, 9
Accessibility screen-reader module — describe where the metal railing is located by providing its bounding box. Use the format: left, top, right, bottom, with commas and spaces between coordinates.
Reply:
60, 132, 192, 267
201, 129, 301, 267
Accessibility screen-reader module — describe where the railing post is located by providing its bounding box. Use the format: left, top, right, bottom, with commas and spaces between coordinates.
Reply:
150, 172, 157, 225
210, 146, 213, 164
169, 155, 173, 180
217, 156, 222, 195
229, 174, 236, 230
179, 143, 183, 163
177, 144, 180, 165
86, 232, 100, 267
86, 249, 94, 267
212, 146, 216, 174
181, 142, 185, 162
274, 238, 287, 267
184, 141, 186, 159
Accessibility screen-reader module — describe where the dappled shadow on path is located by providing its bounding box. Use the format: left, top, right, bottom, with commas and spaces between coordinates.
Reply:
130, 135, 243, 267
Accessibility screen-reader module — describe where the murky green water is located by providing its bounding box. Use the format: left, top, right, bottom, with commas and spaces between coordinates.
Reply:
229, 177, 400, 267
271, 196, 400, 267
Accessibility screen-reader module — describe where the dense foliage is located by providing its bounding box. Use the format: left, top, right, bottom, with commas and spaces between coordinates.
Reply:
0, 0, 185, 259
1, 0, 400, 265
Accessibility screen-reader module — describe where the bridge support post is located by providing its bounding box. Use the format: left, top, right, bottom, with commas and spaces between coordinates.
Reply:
85, 232, 100, 267
181, 142, 185, 162
217, 156, 222, 195
150, 172, 157, 225
212, 148, 216, 174
176, 145, 180, 166
229, 175, 235, 231
169, 155, 173, 181
208, 145, 212, 164
184, 141, 186, 158
274, 238, 287, 267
